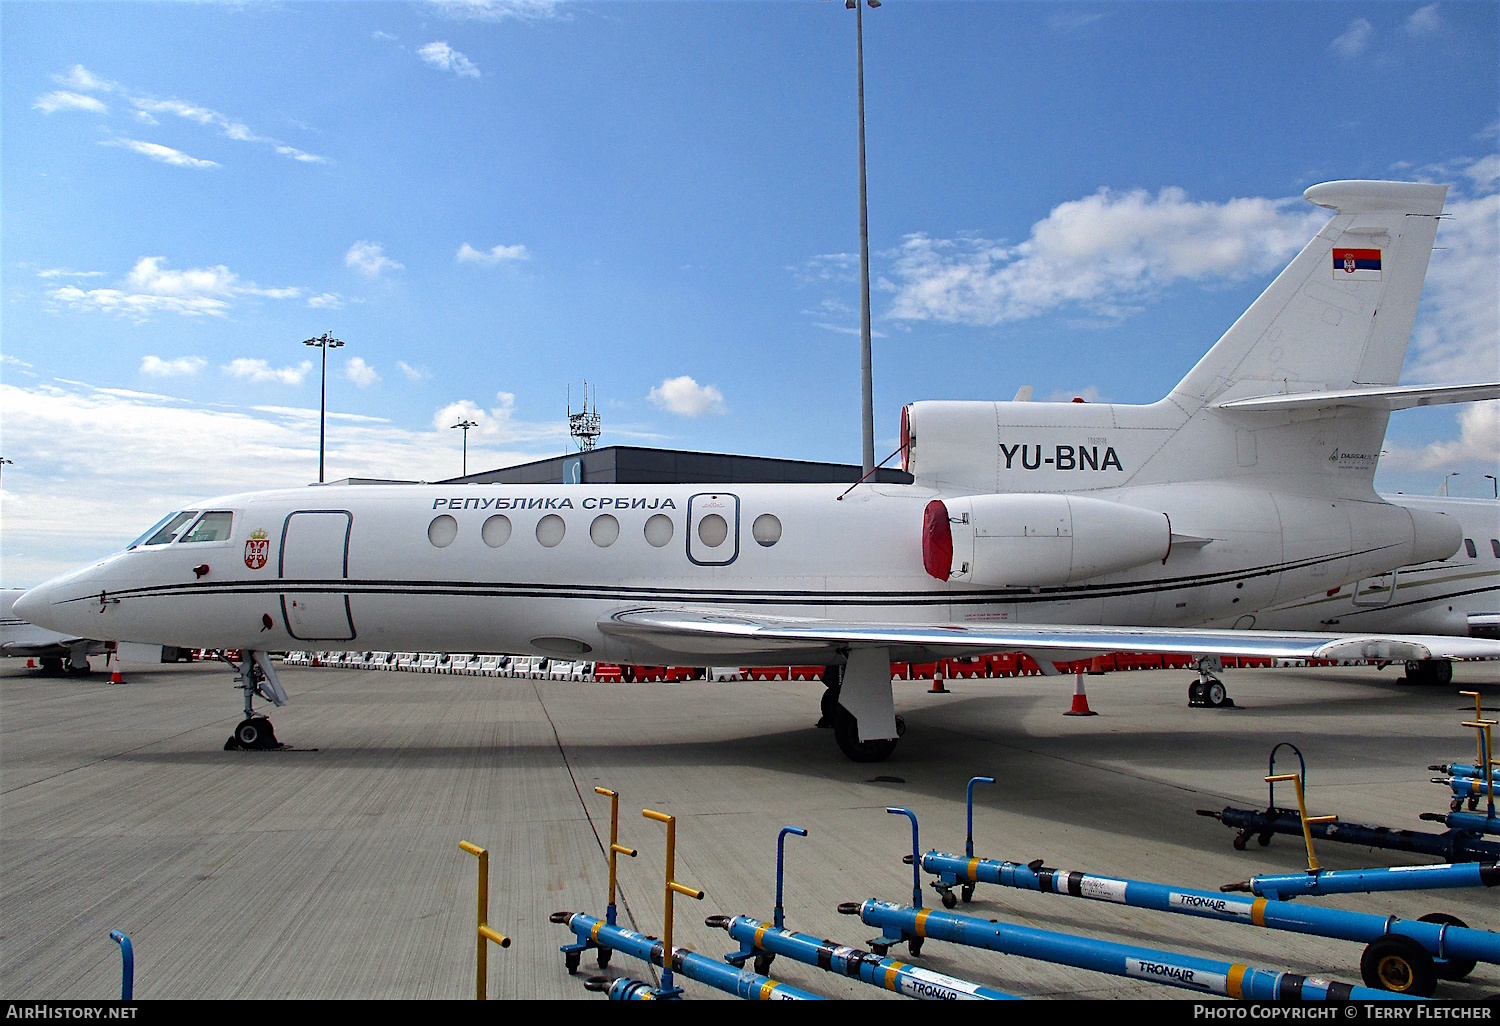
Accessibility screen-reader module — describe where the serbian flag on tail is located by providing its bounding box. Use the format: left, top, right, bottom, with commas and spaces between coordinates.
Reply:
1332, 247, 1381, 281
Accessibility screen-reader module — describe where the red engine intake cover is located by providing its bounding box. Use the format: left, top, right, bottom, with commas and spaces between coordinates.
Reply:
922, 499, 953, 582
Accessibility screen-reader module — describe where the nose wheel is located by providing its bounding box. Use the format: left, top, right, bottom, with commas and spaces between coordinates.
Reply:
221, 651, 289, 751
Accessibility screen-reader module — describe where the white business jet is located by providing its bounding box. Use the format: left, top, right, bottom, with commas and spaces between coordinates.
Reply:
14, 180, 1500, 761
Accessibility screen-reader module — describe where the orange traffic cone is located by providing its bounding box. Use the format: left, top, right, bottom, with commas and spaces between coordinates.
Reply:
929, 667, 949, 694
108, 654, 125, 686
1064, 671, 1096, 716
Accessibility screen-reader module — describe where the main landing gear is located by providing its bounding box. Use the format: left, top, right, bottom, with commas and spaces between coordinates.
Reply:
1402, 659, 1454, 686
1188, 657, 1235, 709
222, 651, 289, 751
820, 664, 906, 763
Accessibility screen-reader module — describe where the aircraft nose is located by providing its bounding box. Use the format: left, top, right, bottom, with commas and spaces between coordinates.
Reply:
11, 585, 50, 628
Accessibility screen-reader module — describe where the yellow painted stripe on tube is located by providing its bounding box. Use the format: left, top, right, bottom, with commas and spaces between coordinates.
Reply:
914, 909, 931, 937
968, 857, 980, 882
759, 980, 775, 1000
754, 925, 767, 949
591, 920, 603, 942
1251, 898, 1267, 928
1228, 964, 1248, 1000
884, 961, 905, 991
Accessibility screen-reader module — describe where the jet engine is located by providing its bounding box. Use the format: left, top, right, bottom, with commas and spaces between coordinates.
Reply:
923, 493, 1171, 587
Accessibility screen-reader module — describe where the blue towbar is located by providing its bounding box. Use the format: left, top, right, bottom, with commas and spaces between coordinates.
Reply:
552, 911, 821, 1000
109, 930, 133, 1001
919, 850, 1497, 995
708, 913, 1016, 1000
845, 899, 1417, 1001
1230, 862, 1500, 900
1198, 804, 1500, 861
1423, 810, 1500, 836
1431, 762, 1498, 781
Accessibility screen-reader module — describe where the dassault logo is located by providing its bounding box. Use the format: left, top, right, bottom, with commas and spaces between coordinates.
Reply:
1000, 443, 1123, 472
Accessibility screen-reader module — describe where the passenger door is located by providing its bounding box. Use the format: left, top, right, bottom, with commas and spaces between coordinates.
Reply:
279, 511, 356, 641
687, 492, 740, 567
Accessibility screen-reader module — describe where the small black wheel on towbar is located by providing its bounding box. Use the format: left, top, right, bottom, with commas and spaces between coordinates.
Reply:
1360, 934, 1437, 997
564, 949, 581, 974
753, 952, 774, 977
941, 889, 958, 909
1418, 912, 1476, 980
960, 883, 975, 903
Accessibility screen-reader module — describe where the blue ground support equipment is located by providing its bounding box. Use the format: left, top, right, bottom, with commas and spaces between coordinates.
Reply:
109, 930, 133, 1001
1422, 810, 1500, 836
1199, 803, 1500, 861
552, 911, 821, 1000
709, 914, 1017, 1000
1228, 862, 1500, 900
845, 899, 1419, 1002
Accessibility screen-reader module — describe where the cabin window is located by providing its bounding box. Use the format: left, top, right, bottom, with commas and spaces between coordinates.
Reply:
644, 513, 674, 548
752, 513, 782, 547
144, 511, 198, 546
180, 511, 234, 543
536, 514, 566, 547
482, 515, 512, 548
1464, 538, 1477, 558
428, 515, 458, 548
590, 514, 620, 547
697, 513, 728, 548
1491, 539, 1499, 558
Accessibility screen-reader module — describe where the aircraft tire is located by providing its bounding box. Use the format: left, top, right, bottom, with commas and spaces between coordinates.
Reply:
1428, 660, 1454, 686
1419, 913, 1476, 980
38, 657, 64, 676
818, 686, 838, 728
1205, 681, 1230, 708
832, 707, 898, 763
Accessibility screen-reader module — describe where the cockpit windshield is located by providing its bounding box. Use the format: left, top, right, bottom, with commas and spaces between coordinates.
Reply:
180, 511, 233, 543
129, 511, 199, 548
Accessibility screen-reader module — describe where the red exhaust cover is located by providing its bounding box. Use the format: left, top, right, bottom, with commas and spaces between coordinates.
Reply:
922, 499, 953, 581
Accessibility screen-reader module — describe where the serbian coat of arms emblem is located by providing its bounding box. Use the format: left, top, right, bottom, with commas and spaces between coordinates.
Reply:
244, 529, 270, 570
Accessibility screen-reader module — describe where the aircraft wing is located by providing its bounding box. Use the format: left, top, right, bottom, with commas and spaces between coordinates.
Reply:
599, 607, 1500, 665
1217, 381, 1499, 413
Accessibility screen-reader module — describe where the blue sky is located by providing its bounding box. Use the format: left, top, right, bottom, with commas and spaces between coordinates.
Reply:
3, 0, 1497, 584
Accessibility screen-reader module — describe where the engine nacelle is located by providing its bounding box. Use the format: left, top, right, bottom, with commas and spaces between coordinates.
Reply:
923, 493, 1171, 587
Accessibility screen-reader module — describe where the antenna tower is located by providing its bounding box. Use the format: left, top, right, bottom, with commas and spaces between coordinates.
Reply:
568, 382, 602, 452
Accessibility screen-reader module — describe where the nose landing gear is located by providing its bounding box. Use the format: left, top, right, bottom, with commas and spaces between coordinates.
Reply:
222, 651, 289, 751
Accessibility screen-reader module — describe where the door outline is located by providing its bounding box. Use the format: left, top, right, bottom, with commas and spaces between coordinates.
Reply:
279, 509, 356, 641
686, 492, 740, 567
1351, 569, 1398, 608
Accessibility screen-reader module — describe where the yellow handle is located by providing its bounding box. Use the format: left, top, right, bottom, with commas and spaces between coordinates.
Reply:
670, 881, 705, 900
595, 786, 617, 798
1265, 773, 1299, 783
459, 840, 485, 857
612, 843, 638, 858
644, 808, 672, 824
479, 925, 511, 948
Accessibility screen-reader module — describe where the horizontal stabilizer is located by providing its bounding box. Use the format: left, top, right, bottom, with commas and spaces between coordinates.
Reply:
1218, 381, 1499, 413
601, 607, 1500, 664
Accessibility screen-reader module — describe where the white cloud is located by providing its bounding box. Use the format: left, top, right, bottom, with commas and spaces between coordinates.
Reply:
419, 41, 481, 78
57, 65, 114, 92
222, 358, 313, 385
397, 361, 430, 382
346, 241, 403, 277
1405, 190, 1500, 384
648, 376, 725, 417
307, 292, 344, 309
1331, 18, 1374, 57
0, 379, 564, 584
345, 357, 381, 388
46, 256, 303, 322
428, 0, 565, 22
36, 268, 103, 280
101, 138, 218, 169
1383, 402, 1499, 472
1406, 4, 1444, 34
34, 91, 107, 115
373, 30, 398, 40
433, 391, 517, 434
886, 186, 1322, 327
456, 242, 530, 264
140, 355, 206, 377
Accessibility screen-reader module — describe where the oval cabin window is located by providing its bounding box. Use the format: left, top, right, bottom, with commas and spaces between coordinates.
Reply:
752, 513, 782, 547
482, 515, 512, 548
697, 513, 728, 548
536, 514, 566, 548
428, 515, 458, 548
590, 514, 620, 547
644, 513, 674, 548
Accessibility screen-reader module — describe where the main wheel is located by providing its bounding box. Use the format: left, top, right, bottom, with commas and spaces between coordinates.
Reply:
1188, 680, 1206, 706
1360, 935, 1437, 996
1428, 660, 1453, 686
832, 707, 899, 762
236, 719, 264, 747
1418, 912, 1476, 980
1205, 680, 1230, 708
818, 685, 839, 729
1402, 660, 1431, 685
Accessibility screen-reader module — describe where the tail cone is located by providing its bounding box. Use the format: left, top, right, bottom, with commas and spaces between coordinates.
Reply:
1064, 672, 1096, 716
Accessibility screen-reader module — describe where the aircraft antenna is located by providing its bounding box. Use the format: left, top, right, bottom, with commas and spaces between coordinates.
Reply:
568, 382, 602, 452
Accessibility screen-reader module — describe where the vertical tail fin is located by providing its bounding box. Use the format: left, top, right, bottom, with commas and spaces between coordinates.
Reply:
1171, 181, 1446, 410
